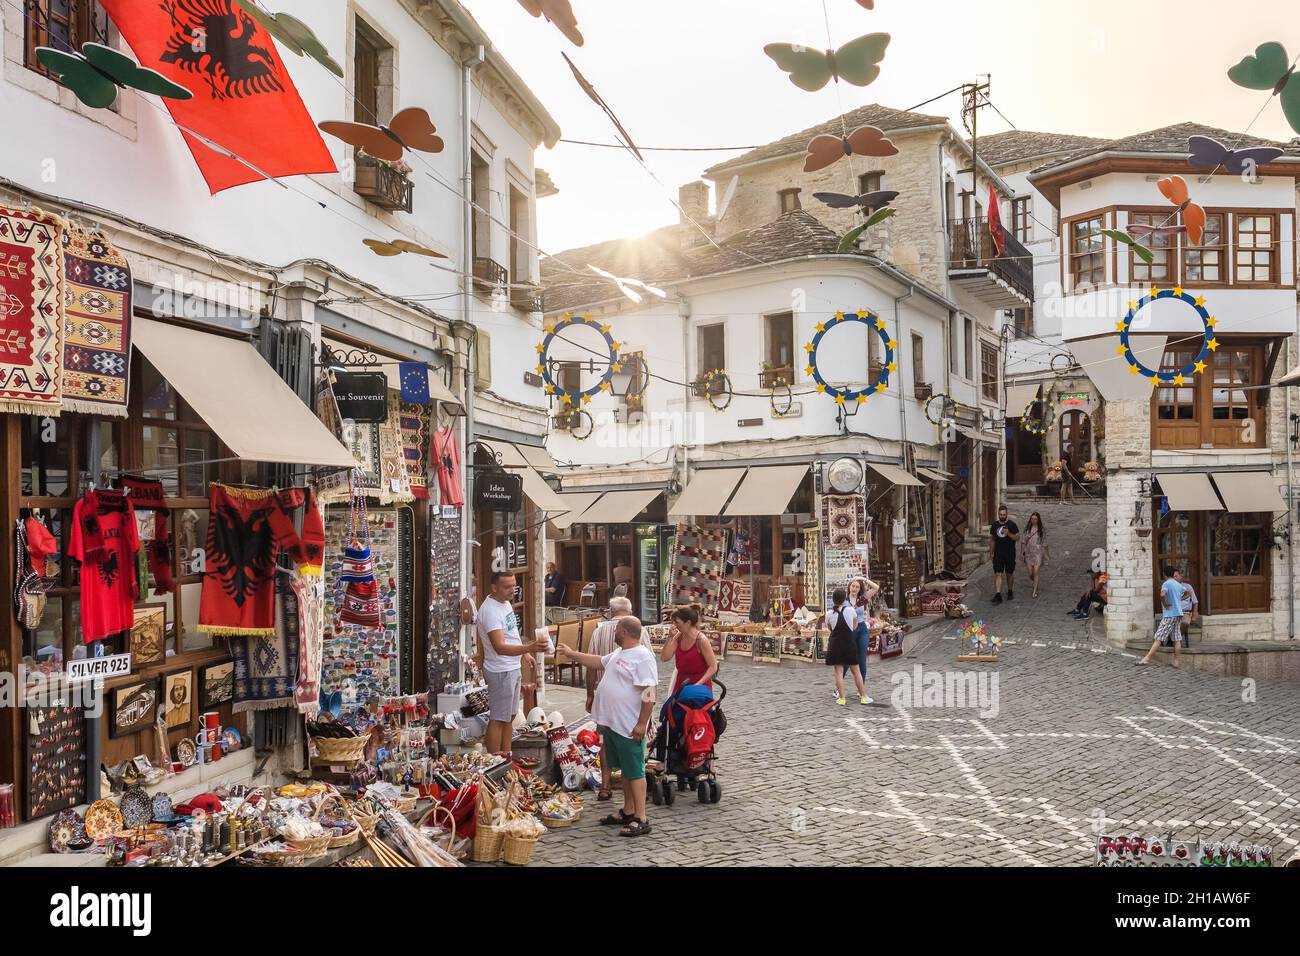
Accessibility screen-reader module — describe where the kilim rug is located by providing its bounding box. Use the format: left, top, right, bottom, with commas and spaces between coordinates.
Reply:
314, 371, 353, 501
717, 578, 752, 615
399, 400, 432, 500
825, 495, 860, 548
668, 524, 728, 614
377, 393, 413, 503
0, 206, 65, 414
61, 226, 131, 416
231, 571, 300, 713
291, 571, 325, 718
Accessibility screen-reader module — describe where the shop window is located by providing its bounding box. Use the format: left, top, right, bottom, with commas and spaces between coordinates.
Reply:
1152, 341, 1265, 450
1183, 212, 1224, 284
1127, 212, 1175, 284
1210, 512, 1270, 613
778, 188, 802, 214
24, 0, 107, 75
140, 356, 222, 499
1234, 214, 1276, 284
980, 342, 998, 402
1011, 196, 1032, 243
1069, 214, 1105, 288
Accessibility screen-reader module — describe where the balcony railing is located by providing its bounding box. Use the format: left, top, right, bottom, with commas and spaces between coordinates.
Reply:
947, 217, 1034, 302
473, 256, 509, 291
353, 156, 414, 213
759, 365, 794, 390
510, 285, 544, 313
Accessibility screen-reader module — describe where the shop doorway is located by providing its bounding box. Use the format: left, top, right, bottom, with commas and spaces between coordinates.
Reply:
943, 441, 971, 573
1060, 410, 1091, 475
981, 447, 998, 523
1007, 423, 1043, 486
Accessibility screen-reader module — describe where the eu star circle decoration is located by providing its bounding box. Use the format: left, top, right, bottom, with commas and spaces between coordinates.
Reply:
924, 390, 960, 428
535, 312, 619, 406
1118, 287, 1216, 384
699, 368, 732, 412
1020, 397, 1056, 435
804, 309, 893, 406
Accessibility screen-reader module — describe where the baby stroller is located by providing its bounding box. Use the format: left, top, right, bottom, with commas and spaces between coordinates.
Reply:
647, 678, 726, 806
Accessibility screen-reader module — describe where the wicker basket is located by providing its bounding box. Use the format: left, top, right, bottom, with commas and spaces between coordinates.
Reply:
471, 823, 504, 862
501, 831, 540, 865
288, 834, 333, 859
310, 734, 369, 765
417, 805, 460, 857
540, 813, 578, 829
396, 791, 419, 815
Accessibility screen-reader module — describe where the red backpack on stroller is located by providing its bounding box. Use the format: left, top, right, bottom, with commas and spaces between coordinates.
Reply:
678, 698, 718, 771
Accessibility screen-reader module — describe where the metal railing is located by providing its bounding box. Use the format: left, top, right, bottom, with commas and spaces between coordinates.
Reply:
947, 217, 1034, 301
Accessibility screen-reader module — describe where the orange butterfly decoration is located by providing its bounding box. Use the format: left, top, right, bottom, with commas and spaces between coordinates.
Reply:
804, 124, 898, 173
318, 108, 444, 163
1156, 175, 1206, 246
517, 0, 584, 46
362, 238, 447, 259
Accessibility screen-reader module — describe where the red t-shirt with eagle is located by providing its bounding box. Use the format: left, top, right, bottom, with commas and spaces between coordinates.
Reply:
69, 491, 140, 643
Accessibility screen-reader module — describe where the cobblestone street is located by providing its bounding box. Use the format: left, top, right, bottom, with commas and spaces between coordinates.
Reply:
532, 501, 1300, 866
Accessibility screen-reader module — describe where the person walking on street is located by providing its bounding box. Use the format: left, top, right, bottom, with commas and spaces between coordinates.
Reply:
824, 588, 868, 705
989, 504, 1019, 604
1139, 565, 1186, 668
583, 595, 646, 802
475, 572, 551, 756
558, 616, 657, 837
1020, 512, 1049, 599
846, 576, 879, 702
660, 606, 718, 696
1178, 572, 1198, 647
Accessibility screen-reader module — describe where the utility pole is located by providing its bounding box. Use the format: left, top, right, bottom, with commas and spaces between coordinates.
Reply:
959, 77, 993, 265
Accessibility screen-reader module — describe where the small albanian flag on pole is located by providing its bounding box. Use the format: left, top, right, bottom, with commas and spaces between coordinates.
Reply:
987, 182, 1006, 257
99, 0, 336, 193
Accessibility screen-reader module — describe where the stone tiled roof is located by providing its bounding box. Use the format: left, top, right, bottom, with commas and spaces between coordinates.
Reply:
541, 211, 845, 312
972, 130, 1113, 167
1032, 122, 1300, 173
703, 103, 947, 176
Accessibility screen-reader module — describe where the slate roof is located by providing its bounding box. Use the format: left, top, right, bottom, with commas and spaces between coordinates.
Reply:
703, 103, 948, 176
541, 211, 845, 313
972, 130, 1113, 167
1032, 122, 1300, 173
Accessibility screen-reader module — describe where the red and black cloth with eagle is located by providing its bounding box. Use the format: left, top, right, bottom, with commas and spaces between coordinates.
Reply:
198, 484, 323, 637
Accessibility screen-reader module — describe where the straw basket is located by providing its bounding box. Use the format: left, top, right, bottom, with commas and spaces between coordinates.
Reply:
287, 834, 332, 859
311, 788, 362, 849
417, 804, 460, 858
310, 734, 369, 766
471, 822, 504, 862
501, 831, 541, 865
396, 791, 419, 815
540, 814, 577, 829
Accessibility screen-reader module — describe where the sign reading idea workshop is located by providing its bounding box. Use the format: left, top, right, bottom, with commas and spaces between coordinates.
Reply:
333, 371, 389, 423
475, 472, 523, 513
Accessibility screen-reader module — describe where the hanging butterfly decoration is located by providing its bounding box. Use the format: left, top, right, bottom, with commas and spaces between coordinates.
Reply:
588, 264, 667, 304
232, 0, 343, 77
804, 124, 898, 172
562, 53, 643, 161
1186, 134, 1283, 176
1155, 175, 1206, 245
855, 0, 876, 7
36, 43, 192, 110
1100, 230, 1156, 265
516, 0, 584, 46
823, 191, 900, 252
362, 238, 448, 259
318, 108, 445, 162
764, 33, 891, 92
1228, 41, 1300, 136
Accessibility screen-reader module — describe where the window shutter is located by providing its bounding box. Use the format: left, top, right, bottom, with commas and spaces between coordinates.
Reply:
475, 328, 492, 392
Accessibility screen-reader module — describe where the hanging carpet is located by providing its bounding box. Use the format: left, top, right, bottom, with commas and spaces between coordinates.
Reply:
61, 226, 132, 416
0, 206, 65, 414
231, 571, 300, 713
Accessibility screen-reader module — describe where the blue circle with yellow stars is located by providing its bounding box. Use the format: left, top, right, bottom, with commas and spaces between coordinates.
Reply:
804, 309, 894, 406
535, 312, 620, 407
924, 390, 960, 428
1117, 287, 1215, 384
1021, 397, 1056, 436
700, 368, 732, 411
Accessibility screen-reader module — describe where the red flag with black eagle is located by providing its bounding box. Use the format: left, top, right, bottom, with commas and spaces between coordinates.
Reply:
987, 182, 1006, 257
99, 0, 336, 193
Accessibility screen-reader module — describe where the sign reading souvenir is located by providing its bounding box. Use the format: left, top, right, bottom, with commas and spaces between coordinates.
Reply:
67, 653, 133, 684
474, 471, 523, 513
804, 309, 894, 406
333, 371, 389, 423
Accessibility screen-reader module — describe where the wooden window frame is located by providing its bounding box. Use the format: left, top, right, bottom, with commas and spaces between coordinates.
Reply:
1011, 196, 1032, 244
24, 0, 107, 75
1126, 210, 1179, 286
980, 341, 998, 402
910, 332, 926, 398
1067, 213, 1106, 289
1182, 211, 1226, 286
1151, 338, 1267, 450
1233, 212, 1278, 285
697, 322, 726, 379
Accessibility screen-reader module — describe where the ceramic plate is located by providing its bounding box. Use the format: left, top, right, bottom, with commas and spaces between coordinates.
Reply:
152, 791, 175, 822
48, 809, 85, 853
175, 737, 196, 766
120, 786, 152, 828
84, 799, 123, 840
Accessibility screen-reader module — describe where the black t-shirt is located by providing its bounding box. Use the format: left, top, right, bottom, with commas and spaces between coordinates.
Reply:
990, 519, 1019, 558
545, 572, 566, 605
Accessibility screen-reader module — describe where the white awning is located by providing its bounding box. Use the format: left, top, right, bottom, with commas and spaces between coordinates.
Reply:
1156, 473, 1222, 511
571, 488, 661, 524
1211, 472, 1287, 514
916, 467, 950, 482
669, 467, 747, 517
549, 492, 602, 530
958, 426, 1001, 445
723, 464, 810, 516
518, 466, 566, 512
1004, 383, 1041, 415
868, 462, 925, 487
1065, 334, 1166, 403
133, 318, 356, 468
1280, 364, 1300, 387
428, 376, 464, 416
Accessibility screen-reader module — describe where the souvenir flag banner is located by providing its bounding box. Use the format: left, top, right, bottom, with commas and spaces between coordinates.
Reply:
98, 0, 337, 193
399, 360, 430, 405
399, 401, 432, 500
62, 227, 132, 416
0, 206, 65, 414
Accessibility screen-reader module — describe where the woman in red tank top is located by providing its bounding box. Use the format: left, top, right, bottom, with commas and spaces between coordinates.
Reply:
661, 606, 718, 696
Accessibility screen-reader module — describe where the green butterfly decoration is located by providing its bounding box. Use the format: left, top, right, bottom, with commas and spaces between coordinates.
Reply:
233, 0, 344, 78
36, 43, 192, 110
1101, 229, 1154, 265
1228, 41, 1300, 136
764, 33, 890, 92
837, 208, 897, 253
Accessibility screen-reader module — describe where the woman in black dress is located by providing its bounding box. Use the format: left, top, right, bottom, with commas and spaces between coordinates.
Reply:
824, 588, 867, 705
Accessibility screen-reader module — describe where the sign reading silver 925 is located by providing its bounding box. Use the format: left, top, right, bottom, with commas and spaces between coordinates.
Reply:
67, 653, 133, 683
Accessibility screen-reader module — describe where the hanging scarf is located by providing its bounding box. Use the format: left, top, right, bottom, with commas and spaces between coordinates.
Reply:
338, 474, 381, 628
432, 426, 463, 507
198, 484, 323, 637
120, 476, 174, 595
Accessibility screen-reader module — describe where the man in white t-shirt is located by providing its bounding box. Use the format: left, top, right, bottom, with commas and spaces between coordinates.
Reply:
559, 616, 657, 837
476, 571, 550, 755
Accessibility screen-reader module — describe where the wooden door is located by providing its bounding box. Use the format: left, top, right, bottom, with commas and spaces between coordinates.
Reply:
1059, 410, 1091, 474
1208, 512, 1270, 613
1008, 425, 1042, 486
1152, 509, 1203, 614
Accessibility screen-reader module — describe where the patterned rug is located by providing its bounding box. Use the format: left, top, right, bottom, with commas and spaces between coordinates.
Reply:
0, 206, 64, 414
377, 393, 412, 502
826, 495, 860, 548
717, 578, 752, 615
61, 226, 131, 416
314, 371, 352, 501
399, 400, 432, 499
669, 524, 728, 613
231, 572, 300, 713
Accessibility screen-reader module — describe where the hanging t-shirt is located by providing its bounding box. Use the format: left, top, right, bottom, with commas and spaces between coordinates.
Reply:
69, 489, 140, 644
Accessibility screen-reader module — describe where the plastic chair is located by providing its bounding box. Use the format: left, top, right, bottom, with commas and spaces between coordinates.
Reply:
611, 582, 629, 599
552, 619, 582, 686
578, 582, 597, 608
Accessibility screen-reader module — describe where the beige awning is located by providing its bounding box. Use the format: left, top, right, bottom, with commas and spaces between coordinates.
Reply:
1280, 364, 1300, 387
570, 488, 661, 524
1004, 383, 1041, 415
515, 443, 557, 471
1211, 472, 1287, 514
916, 467, 950, 482
133, 318, 356, 468
549, 492, 602, 530
958, 426, 1001, 445
428, 376, 464, 416
723, 464, 809, 516
1156, 472, 1222, 511
868, 462, 925, 487
669, 467, 747, 517
479, 438, 557, 473
518, 466, 566, 512
1066, 334, 1165, 402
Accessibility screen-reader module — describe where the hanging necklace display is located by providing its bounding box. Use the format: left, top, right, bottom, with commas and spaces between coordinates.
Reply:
805, 309, 894, 405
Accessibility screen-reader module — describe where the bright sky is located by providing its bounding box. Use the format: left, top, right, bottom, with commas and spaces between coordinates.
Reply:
459, 0, 1298, 254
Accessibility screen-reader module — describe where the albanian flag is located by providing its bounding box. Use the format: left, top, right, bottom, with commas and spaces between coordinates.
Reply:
100, 0, 336, 193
